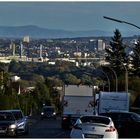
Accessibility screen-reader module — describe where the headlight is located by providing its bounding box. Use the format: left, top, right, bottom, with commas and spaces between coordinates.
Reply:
9, 124, 16, 129
41, 112, 44, 115
53, 112, 56, 115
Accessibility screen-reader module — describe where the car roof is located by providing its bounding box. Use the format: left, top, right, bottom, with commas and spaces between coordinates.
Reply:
100, 111, 133, 115
80, 115, 112, 120
43, 106, 54, 108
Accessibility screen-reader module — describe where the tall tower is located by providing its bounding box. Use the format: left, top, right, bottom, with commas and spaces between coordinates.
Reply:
23, 36, 30, 59
39, 44, 43, 58
20, 42, 23, 58
97, 40, 105, 51
10, 42, 16, 56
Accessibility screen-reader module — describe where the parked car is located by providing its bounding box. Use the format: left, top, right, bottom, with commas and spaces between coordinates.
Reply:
0, 109, 29, 137
70, 115, 118, 138
40, 106, 56, 120
100, 111, 140, 138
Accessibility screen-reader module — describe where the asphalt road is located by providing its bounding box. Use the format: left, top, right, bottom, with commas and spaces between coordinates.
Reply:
20, 116, 71, 138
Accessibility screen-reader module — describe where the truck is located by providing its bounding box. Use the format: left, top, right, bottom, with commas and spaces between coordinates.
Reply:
97, 91, 129, 114
61, 85, 95, 129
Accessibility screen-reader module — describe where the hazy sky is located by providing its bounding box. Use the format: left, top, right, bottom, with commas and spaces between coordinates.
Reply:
0, 2, 140, 32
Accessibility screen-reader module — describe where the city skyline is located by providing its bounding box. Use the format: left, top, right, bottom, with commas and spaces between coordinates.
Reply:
0, 1, 140, 33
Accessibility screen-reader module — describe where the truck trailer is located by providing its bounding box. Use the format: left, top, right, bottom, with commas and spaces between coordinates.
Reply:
61, 85, 94, 129
97, 91, 129, 114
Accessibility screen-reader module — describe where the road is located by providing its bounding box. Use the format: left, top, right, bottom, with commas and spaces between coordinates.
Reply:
20, 116, 71, 138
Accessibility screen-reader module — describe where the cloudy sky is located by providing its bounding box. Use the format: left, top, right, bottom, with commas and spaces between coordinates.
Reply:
0, 1, 140, 32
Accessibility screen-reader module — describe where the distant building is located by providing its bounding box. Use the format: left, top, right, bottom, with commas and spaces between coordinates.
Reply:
73, 52, 82, 57
89, 39, 105, 52
97, 39, 105, 51
89, 39, 97, 51
23, 36, 30, 43
11, 76, 20, 82
39, 44, 43, 58
20, 42, 23, 58
10, 42, 16, 56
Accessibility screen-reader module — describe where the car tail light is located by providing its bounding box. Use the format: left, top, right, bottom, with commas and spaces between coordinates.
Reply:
105, 126, 116, 132
63, 117, 67, 120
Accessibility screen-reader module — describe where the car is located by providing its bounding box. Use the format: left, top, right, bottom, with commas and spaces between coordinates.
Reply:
10, 109, 29, 135
70, 115, 118, 138
40, 106, 56, 120
0, 109, 29, 137
100, 111, 140, 138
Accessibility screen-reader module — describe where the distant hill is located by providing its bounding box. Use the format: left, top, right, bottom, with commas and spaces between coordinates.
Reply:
0, 25, 138, 38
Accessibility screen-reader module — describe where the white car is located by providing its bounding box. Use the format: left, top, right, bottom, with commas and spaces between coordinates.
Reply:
70, 115, 118, 138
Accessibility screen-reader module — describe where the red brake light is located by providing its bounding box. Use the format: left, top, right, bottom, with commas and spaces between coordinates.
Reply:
63, 117, 67, 120
105, 126, 116, 132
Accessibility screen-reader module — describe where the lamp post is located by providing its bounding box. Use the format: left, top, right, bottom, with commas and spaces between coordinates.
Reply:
101, 65, 118, 92
103, 16, 140, 30
111, 58, 128, 93
99, 68, 111, 92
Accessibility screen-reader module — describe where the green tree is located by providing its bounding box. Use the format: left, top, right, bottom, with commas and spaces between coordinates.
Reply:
64, 73, 81, 85
81, 74, 92, 85
105, 29, 127, 75
130, 38, 140, 77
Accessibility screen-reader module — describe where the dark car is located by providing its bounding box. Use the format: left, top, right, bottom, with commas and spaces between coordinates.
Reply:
0, 109, 29, 137
40, 106, 56, 120
100, 111, 140, 138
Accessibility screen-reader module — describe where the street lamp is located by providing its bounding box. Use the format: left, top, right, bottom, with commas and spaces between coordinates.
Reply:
101, 65, 118, 92
103, 16, 140, 30
99, 68, 111, 92
111, 58, 128, 93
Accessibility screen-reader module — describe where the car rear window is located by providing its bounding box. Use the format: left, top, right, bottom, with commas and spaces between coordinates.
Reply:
43, 107, 54, 112
130, 112, 140, 121
100, 113, 119, 121
80, 116, 110, 125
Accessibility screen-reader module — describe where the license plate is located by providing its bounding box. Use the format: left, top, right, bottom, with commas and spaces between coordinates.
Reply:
84, 134, 103, 138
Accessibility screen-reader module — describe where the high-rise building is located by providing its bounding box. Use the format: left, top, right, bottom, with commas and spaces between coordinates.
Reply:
10, 42, 16, 56
89, 39, 97, 51
20, 42, 23, 58
39, 44, 43, 58
97, 39, 105, 51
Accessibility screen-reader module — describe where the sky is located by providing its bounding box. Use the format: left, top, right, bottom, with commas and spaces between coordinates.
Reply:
0, 1, 140, 32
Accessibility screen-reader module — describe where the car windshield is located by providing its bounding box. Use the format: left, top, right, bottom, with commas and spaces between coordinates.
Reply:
0, 112, 15, 121
80, 116, 110, 125
12, 111, 23, 120
43, 108, 54, 112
